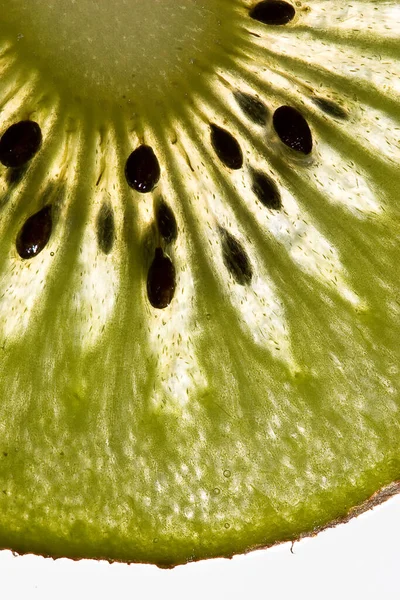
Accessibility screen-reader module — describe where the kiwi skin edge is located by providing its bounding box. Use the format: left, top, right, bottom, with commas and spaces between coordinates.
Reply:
5, 480, 400, 569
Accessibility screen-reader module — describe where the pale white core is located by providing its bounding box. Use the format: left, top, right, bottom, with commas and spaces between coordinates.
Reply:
4, 0, 223, 102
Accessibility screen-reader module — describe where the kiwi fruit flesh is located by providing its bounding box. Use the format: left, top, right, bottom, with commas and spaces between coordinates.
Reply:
0, 0, 399, 567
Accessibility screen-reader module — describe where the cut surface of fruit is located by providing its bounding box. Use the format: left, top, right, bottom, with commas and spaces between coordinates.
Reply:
0, 0, 399, 567
2, 0, 238, 110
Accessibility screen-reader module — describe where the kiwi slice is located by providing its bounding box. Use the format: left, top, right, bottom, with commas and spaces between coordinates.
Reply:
0, 0, 399, 568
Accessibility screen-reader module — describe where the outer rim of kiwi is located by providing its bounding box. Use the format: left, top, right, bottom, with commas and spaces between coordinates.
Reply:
228, 481, 400, 568
3, 480, 399, 569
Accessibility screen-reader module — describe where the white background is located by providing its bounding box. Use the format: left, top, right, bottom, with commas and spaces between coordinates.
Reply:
1, 494, 399, 600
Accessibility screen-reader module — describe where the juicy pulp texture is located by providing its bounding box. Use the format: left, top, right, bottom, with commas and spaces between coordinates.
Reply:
0, 0, 399, 566
2, 0, 238, 112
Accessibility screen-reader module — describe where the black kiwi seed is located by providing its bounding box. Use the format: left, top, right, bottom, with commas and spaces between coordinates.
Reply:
0, 120, 42, 168
312, 97, 348, 120
156, 199, 178, 244
96, 204, 115, 254
250, 1, 296, 26
16, 205, 53, 259
147, 247, 176, 309
234, 91, 269, 126
220, 228, 253, 286
273, 105, 313, 155
210, 124, 243, 170
251, 169, 282, 210
6, 166, 27, 186
125, 145, 161, 193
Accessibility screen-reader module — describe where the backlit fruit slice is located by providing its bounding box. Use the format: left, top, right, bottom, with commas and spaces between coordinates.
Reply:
0, 0, 399, 567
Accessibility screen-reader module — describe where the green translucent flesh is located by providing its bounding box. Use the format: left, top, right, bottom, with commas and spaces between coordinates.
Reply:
1, 0, 241, 115
0, 1, 400, 566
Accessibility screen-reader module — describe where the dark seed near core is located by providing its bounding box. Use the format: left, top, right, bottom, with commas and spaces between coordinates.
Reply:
250, 0, 295, 26
220, 229, 253, 286
234, 92, 269, 126
251, 169, 282, 210
156, 199, 178, 244
312, 97, 348, 120
273, 105, 313, 155
125, 145, 160, 193
6, 165, 26, 186
147, 247, 176, 309
0, 120, 42, 168
210, 124, 243, 170
16, 205, 52, 259
97, 204, 115, 254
